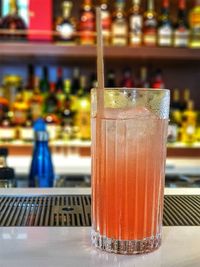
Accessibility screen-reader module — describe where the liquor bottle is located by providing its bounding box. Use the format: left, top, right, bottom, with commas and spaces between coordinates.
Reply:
100, 0, 112, 45
44, 83, 60, 140
157, 0, 173, 47
0, 163, 15, 188
70, 68, 80, 116
121, 68, 135, 88
111, 0, 128, 46
45, 113, 60, 141
64, 78, 71, 95
30, 77, 43, 121
56, 68, 65, 110
129, 0, 143, 46
12, 88, 29, 125
0, 148, 15, 188
44, 83, 58, 115
61, 80, 74, 140
23, 64, 34, 104
0, 148, 8, 168
55, 1, 76, 43
3, 74, 22, 106
29, 126, 54, 188
181, 100, 197, 144
0, 111, 16, 142
189, 0, 200, 48
143, 0, 157, 46
170, 88, 182, 125
0, 87, 9, 122
40, 67, 50, 95
106, 70, 117, 87
138, 66, 150, 88
89, 73, 97, 88
168, 89, 182, 142
171, 89, 181, 112
79, 0, 95, 45
71, 68, 80, 95
151, 69, 165, 89
55, 67, 64, 92
0, 0, 27, 40
168, 113, 179, 143
180, 88, 190, 111
19, 111, 34, 142
196, 112, 200, 142
174, 0, 189, 47
75, 75, 91, 140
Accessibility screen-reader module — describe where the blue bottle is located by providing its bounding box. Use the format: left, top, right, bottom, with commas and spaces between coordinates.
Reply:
29, 120, 54, 187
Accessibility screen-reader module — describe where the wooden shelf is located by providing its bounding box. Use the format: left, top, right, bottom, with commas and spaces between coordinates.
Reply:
1, 42, 200, 61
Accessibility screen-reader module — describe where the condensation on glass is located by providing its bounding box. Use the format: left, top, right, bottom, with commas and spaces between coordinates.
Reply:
91, 88, 170, 255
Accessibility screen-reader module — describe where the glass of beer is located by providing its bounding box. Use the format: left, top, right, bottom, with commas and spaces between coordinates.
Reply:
91, 88, 170, 255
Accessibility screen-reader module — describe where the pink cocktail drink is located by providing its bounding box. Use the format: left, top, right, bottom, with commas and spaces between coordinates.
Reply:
91, 89, 170, 255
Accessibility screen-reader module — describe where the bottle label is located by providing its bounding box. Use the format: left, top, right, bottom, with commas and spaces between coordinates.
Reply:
143, 30, 157, 45
31, 104, 42, 120
20, 128, 34, 141
46, 125, 60, 140
101, 10, 111, 30
76, 111, 91, 140
80, 11, 95, 44
14, 110, 27, 125
143, 18, 157, 45
186, 125, 195, 135
80, 12, 95, 31
129, 15, 142, 45
168, 124, 178, 143
190, 13, 200, 27
112, 22, 128, 46
174, 28, 189, 47
57, 24, 74, 40
144, 18, 157, 28
158, 25, 173, 46
0, 128, 15, 140
101, 10, 111, 44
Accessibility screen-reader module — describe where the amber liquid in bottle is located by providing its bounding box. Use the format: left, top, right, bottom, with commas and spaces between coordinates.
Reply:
79, 0, 95, 45
174, 0, 189, 47
157, 0, 173, 47
143, 0, 157, 46
100, 0, 112, 46
111, 0, 128, 46
129, 0, 143, 46
189, 0, 200, 48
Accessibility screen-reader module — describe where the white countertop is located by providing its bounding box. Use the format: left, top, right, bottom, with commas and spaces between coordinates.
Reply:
0, 227, 199, 267
1, 187, 200, 195
0, 188, 200, 267
7, 156, 200, 176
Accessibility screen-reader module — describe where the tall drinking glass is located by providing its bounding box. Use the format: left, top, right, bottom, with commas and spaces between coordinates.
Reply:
91, 88, 170, 255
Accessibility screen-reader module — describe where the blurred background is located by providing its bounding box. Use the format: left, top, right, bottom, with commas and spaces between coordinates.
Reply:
0, 0, 200, 188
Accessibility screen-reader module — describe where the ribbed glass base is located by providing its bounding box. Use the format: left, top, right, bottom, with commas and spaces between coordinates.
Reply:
91, 229, 161, 255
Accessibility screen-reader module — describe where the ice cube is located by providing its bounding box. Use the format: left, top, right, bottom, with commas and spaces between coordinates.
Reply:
104, 107, 153, 119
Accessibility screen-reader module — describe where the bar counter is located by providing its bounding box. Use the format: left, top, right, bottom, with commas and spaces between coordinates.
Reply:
0, 188, 200, 267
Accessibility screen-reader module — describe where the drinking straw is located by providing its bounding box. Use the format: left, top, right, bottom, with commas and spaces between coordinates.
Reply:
96, 7, 104, 117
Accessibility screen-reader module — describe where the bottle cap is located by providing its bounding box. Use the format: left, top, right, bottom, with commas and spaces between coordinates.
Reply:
34, 118, 46, 132
35, 131, 49, 141
0, 167, 15, 180
0, 148, 8, 157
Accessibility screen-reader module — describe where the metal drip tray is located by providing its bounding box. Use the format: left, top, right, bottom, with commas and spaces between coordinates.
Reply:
0, 195, 91, 227
0, 195, 200, 227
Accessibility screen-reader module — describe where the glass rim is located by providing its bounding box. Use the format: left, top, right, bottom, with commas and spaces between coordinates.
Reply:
91, 88, 170, 93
